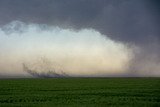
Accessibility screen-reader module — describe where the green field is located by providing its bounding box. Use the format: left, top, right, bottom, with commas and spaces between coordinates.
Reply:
0, 78, 160, 107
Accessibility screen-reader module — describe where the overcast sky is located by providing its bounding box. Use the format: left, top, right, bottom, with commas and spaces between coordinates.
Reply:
0, 0, 159, 77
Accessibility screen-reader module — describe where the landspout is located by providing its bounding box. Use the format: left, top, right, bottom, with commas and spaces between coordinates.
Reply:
22, 63, 69, 78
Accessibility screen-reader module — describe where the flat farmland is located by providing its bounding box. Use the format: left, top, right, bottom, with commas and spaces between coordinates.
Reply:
0, 78, 160, 107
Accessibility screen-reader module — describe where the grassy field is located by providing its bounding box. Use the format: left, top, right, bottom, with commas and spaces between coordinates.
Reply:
0, 78, 160, 107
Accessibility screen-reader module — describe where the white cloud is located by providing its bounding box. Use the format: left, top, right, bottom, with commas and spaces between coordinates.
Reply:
0, 21, 133, 77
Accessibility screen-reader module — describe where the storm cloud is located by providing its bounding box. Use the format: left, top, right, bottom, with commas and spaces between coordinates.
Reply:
0, 0, 159, 77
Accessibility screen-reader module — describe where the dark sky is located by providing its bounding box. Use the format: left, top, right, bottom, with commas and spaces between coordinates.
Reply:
0, 0, 159, 44
0, 0, 159, 76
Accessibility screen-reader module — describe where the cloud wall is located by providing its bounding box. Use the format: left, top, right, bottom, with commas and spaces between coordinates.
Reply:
0, 21, 132, 77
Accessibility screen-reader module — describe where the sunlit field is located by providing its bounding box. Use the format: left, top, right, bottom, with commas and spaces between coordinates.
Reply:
0, 78, 160, 107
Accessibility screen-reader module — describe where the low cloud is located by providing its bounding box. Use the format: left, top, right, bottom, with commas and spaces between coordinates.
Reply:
0, 21, 132, 77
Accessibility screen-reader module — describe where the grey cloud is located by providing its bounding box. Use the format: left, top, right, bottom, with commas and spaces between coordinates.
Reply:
0, 0, 159, 44
0, 0, 160, 75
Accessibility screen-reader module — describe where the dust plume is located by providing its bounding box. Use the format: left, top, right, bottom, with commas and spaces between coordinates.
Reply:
0, 21, 132, 77
0, 0, 159, 77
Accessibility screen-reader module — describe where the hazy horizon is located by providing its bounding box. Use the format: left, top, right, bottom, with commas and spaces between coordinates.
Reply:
0, 0, 159, 77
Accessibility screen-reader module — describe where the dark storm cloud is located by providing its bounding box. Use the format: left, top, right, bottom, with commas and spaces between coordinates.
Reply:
0, 0, 160, 75
0, 0, 159, 44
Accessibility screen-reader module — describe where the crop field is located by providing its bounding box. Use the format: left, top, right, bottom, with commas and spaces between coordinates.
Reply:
0, 78, 160, 107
